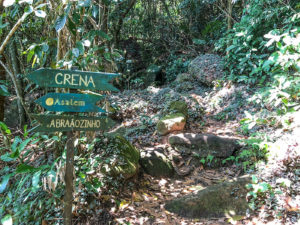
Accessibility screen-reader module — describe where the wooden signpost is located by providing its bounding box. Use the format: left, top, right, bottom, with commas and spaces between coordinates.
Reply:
35, 93, 106, 112
27, 68, 119, 91
32, 114, 115, 132
28, 68, 120, 225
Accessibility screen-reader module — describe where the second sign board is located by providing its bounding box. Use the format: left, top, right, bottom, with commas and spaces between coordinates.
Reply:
35, 93, 106, 113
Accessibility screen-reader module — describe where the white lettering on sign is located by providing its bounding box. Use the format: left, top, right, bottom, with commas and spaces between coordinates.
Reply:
52, 99, 85, 107
47, 119, 101, 128
55, 73, 96, 87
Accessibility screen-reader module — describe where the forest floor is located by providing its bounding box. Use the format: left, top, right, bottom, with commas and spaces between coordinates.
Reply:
2, 79, 299, 225
81, 81, 299, 225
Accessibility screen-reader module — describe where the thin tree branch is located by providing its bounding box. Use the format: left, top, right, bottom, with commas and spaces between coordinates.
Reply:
216, 3, 237, 24
88, 16, 100, 30
0, 12, 30, 55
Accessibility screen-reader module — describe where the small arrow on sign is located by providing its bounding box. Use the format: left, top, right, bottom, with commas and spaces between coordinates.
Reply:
32, 114, 116, 132
35, 93, 106, 113
27, 68, 120, 91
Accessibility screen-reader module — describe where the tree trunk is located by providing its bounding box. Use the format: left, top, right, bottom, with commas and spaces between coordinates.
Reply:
10, 39, 26, 127
0, 0, 5, 122
100, 0, 109, 34
227, 0, 233, 30
113, 0, 137, 48
0, 56, 5, 122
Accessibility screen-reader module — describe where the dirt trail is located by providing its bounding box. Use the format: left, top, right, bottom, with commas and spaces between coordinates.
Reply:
111, 116, 247, 225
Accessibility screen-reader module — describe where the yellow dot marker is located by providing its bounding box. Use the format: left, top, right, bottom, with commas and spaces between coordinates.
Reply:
46, 98, 54, 106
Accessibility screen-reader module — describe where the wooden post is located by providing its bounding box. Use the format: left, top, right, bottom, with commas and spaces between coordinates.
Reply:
64, 130, 75, 225
64, 66, 77, 225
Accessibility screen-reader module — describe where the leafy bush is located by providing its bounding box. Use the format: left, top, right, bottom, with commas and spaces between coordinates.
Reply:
165, 55, 190, 82
216, 0, 299, 84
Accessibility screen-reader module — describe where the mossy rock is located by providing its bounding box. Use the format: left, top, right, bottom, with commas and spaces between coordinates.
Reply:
169, 133, 240, 158
188, 54, 224, 86
140, 149, 174, 177
169, 101, 188, 118
157, 113, 186, 135
175, 73, 195, 83
165, 176, 251, 218
101, 135, 140, 179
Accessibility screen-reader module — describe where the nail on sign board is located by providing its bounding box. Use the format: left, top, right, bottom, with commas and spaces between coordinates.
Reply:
32, 114, 116, 132
27, 68, 120, 91
35, 93, 106, 113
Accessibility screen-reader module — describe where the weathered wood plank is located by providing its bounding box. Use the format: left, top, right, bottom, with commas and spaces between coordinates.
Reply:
32, 114, 115, 132
35, 93, 106, 113
27, 68, 120, 91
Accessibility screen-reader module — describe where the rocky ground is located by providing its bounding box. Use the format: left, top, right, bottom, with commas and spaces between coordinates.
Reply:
80, 72, 298, 225
3, 55, 298, 225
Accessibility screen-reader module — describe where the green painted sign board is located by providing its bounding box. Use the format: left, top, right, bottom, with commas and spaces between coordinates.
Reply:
27, 68, 120, 91
35, 93, 106, 113
32, 114, 116, 132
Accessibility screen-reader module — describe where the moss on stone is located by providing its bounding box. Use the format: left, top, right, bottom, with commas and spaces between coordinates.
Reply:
165, 176, 251, 218
140, 150, 174, 177
102, 135, 140, 179
157, 113, 186, 135
169, 101, 188, 118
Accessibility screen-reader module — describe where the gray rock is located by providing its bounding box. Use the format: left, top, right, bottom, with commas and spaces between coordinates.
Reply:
169, 133, 240, 158
100, 136, 140, 179
175, 73, 195, 83
165, 176, 251, 218
140, 149, 174, 177
188, 54, 224, 86
157, 113, 186, 135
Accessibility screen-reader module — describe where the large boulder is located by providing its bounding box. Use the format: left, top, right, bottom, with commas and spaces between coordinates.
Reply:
100, 136, 140, 179
169, 133, 240, 158
157, 113, 186, 135
188, 54, 224, 86
140, 149, 174, 177
165, 176, 251, 218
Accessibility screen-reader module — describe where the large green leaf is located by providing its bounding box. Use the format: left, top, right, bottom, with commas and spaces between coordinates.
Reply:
3, 0, 15, 7
0, 85, 10, 96
32, 171, 41, 190
0, 122, 11, 134
67, 17, 76, 36
78, 0, 91, 7
72, 48, 80, 57
16, 164, 37, 173
1, 214, 12, 225
0, 153, 15, 162
0, 174, 10, 193
18, 138, 32, 152
34, 10, 46, 18
11, 136, 22, 152
55, 15, 67, 32
76, 41, 85, 54
96, 30, 111, 40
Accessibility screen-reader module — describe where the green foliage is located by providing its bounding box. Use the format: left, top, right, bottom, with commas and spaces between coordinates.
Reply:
246, 175, 273, 211
165, 55, 190, 82
221, 136, 269, 172
216, 0, 299, 84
